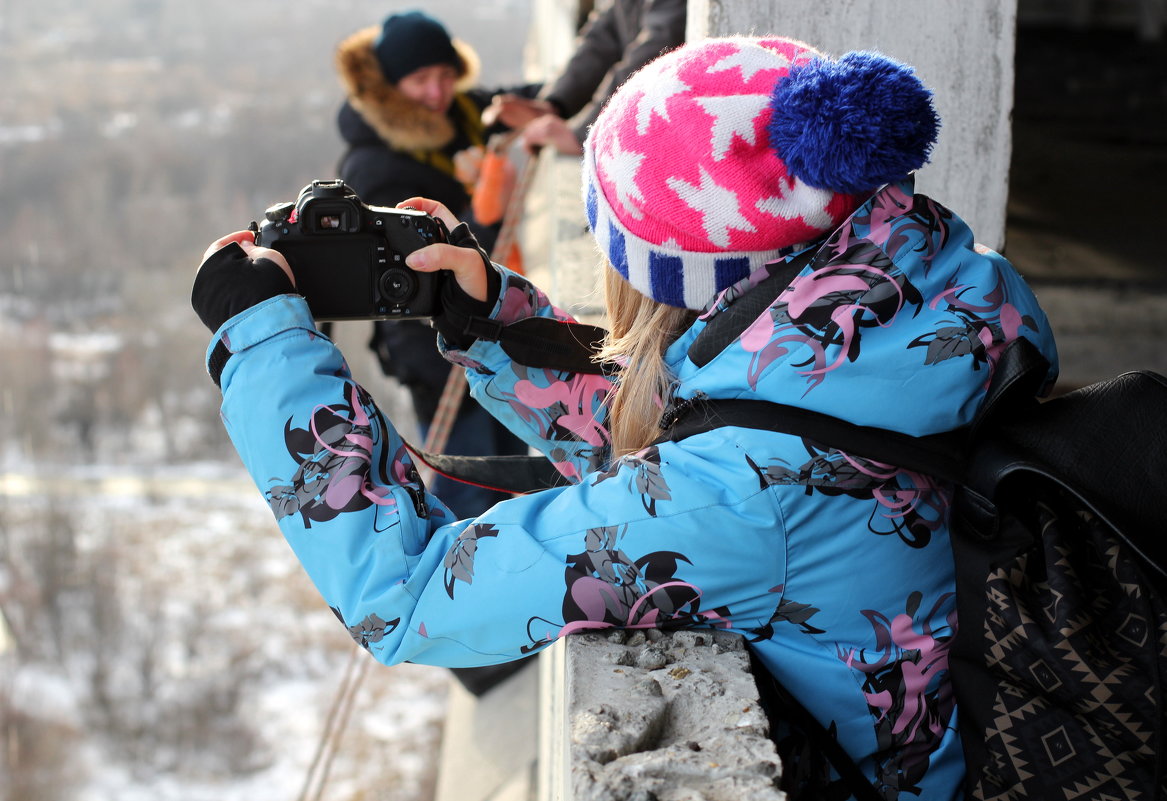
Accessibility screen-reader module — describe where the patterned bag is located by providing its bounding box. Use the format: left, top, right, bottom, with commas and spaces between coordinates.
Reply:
948, 361, 1167, 800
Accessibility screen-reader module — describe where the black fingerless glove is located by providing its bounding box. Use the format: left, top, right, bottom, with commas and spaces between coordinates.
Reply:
432, 222, 502, 350
191, 242, 296, 333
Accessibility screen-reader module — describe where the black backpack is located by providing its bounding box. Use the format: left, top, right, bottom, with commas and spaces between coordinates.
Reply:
416, 302, 1167, 799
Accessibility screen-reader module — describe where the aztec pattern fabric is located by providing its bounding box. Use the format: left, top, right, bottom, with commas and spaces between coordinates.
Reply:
961, 494, 1167, 800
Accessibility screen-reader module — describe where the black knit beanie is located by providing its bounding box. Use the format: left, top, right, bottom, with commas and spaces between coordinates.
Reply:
373, 10, 464, 84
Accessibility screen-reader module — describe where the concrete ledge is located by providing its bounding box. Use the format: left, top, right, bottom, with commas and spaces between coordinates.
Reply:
539, 630, 785, 801
1026, 281, 1167, 391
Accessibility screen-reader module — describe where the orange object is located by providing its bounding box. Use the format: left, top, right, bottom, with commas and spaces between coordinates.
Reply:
472, 148, 515, 226
501, 240, 524, 275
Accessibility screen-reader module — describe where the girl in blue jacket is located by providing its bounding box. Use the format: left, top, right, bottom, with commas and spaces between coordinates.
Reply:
193, 36, 1058, 800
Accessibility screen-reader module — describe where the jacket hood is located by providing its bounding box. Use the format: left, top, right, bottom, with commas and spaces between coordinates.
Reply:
666, 179, 1060, 438
335, 25, 481, 152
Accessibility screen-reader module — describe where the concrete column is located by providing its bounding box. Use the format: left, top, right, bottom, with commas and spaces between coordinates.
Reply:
687, 0, 1017, 251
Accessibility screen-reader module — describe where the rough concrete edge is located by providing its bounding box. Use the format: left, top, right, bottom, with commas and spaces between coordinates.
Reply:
554, 630, 785, 801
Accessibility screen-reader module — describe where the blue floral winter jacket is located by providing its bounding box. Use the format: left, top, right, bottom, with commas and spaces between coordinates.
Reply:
208, 179, 1058, 799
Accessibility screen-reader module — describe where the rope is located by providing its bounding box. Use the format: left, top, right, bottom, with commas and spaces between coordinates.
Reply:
490, 142, 540, 275
417, 365, 469, 485
296, 646, 372, 801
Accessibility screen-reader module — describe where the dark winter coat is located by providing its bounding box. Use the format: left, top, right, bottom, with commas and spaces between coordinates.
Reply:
543, 0, 687, 141
332, 25, 537, 419
335, 25, 498, 223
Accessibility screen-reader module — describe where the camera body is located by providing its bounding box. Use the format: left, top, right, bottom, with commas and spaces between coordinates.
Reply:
251, 180, 447, 321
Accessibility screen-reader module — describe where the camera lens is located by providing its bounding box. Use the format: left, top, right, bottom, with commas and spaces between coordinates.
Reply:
379, 268, 416, 304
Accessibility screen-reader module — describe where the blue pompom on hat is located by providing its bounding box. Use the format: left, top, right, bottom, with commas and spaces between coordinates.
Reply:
582, 36, 941, 309
768, 50, 940, 195
373, 10, 465, 84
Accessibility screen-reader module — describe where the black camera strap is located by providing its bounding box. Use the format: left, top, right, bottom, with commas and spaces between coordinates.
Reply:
400, 313, 613, 494
452, 313, 614, 375
414, 249, 822, 492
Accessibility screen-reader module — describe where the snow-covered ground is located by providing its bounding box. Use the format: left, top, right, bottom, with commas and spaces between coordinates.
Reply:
1, 459, 449, 801
0, 3, 533, 796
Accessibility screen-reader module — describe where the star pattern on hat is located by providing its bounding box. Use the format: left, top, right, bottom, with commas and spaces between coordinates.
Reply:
695, 94, 771, 160
707, 44, 791, 81
597, 131, 646, 220
667, 166, 756, 248
633, 59, 691, 135
755, 178, 837, 230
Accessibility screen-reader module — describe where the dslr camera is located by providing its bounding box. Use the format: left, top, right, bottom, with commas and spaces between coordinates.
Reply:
250, 179, 448, 321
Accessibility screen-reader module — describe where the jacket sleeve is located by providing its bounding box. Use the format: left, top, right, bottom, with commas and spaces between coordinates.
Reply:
209, 295, 782, 669
542, 2, 626, 120
437, 264, 617, 483
544, 0, 686, 141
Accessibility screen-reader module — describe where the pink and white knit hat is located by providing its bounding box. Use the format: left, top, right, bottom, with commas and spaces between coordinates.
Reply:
583, 36, 940, 309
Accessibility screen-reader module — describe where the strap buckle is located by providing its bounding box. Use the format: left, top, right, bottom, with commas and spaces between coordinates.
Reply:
462, 315, 504, 342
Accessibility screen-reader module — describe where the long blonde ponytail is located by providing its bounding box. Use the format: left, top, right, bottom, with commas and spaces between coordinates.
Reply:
596, 269, 697, 459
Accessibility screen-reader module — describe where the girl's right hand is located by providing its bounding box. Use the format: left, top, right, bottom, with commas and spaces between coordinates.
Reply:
201, 230, 295, 286
192, 230, 296, 334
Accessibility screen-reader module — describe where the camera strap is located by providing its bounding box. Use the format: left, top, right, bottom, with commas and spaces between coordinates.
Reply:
398, 313, 613, 494
418, 249, 821, 492
453, 314, 615, 375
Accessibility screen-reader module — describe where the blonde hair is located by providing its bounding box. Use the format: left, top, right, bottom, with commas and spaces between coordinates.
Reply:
597, 268, 698, 459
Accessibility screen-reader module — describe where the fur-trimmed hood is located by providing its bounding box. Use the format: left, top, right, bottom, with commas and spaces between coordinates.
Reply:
335, 25, 481, 152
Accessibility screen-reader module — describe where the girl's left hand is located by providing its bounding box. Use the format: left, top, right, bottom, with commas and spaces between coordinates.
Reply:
396, 197, 489, 303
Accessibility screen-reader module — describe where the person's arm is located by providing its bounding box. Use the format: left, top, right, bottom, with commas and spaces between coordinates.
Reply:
547, 0, 687, 143
221, 332, 781, 667
607, 0, 687, 92
401, 197, 616, 481
442, 263, 614, 480
194, 238, 780, 670
541, 1, 627, 121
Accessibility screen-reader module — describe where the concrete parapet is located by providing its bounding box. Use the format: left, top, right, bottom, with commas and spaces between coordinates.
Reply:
1026, 281, 1167, 391
539, 630, 785, 801
520, 149, 604, 324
